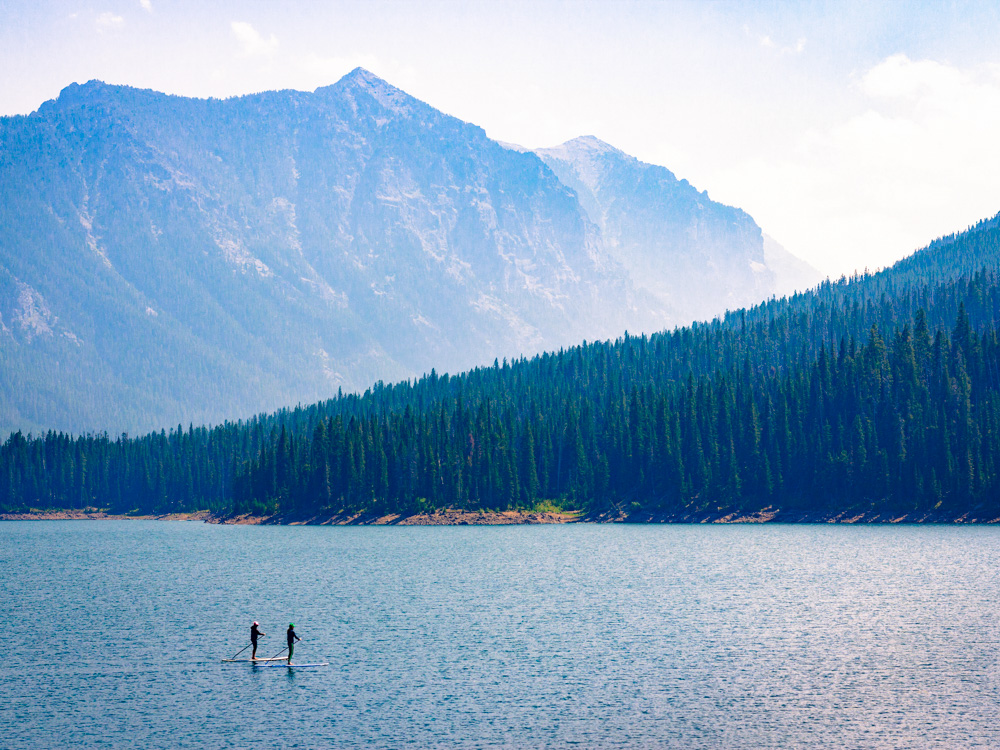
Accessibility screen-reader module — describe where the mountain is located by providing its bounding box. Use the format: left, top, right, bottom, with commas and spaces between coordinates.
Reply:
3, 213, 1000, 520
0, 69, 813, 435
534, 136, 822, 318
762, 234, 823, 299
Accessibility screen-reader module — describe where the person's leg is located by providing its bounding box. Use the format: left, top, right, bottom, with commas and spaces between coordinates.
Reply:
288, 643, 294, 663
252, 641, 258, 659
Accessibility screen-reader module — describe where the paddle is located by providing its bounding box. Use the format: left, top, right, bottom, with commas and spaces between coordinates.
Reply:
266, 645, 289, 660
230, 632, 268, 660
265, 638, 304, 662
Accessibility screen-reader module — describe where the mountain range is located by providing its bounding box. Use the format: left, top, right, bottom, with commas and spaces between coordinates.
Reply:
0, 68, 819, 435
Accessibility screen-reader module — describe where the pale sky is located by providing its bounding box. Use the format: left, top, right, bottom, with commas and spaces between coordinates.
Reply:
2, 0, 1000, 276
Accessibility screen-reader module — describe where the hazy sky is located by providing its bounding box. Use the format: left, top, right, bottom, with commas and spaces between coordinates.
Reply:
3, 0, 1000, 276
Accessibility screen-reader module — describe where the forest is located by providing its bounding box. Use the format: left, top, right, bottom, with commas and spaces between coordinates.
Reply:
3, 216, 1000, 520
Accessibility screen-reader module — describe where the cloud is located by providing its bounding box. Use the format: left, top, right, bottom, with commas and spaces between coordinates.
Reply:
749, 27, 805, 56
760, 34, 805, 55
139, 0, 152, 11
95, 12, 125, 33
862, 54, 966, 102
714, 55, 1000, 275
231, 21, 278, 57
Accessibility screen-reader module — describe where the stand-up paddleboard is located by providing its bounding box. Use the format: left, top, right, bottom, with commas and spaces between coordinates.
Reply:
221, 657, 290, 663
256, 662, 329, 668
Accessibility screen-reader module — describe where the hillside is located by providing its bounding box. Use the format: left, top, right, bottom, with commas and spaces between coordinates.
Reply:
2, 214, 999, 521
535, 136, 802, 321
0, 70, 811, 435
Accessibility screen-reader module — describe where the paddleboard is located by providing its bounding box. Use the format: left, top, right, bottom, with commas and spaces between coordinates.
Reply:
221, 657, 289, 663
256, 662, 329, 668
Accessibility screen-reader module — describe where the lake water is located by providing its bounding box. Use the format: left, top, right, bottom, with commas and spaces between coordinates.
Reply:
2, 521, 999, 748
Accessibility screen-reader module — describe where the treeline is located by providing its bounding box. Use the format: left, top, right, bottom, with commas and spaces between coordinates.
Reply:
230, 304, 1000, 518
1, 423, 249, 514
3, 220, 1000, 518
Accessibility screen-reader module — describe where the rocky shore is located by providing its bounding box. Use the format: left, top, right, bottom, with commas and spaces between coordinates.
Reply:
213, 508, 578, 525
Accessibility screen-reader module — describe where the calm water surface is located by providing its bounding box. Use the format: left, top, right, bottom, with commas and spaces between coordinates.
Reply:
2, 521, 999, 748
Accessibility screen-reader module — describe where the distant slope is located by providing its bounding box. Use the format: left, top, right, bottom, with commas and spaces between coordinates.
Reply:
1, 71, 812, 435
763, 234, 823, 298
535, 136, 818, 320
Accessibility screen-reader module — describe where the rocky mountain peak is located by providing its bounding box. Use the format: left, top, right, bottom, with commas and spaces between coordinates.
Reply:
537, 136, 640, 195
39, 79, 117, 114
323, 67, 416, 116
556, 135, 621, 156
338, 66, 390, 89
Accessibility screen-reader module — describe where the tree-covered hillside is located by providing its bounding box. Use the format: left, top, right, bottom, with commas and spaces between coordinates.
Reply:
3, 216, 1000, 520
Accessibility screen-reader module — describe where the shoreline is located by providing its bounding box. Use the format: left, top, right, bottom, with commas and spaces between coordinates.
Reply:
614, 506, 1000, 524
3, 506, 999, 524
0, 509, 214, 522
213, 508, 578, 525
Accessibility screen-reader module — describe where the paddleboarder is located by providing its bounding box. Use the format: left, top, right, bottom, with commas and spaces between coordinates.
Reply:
287, 623, 301, 663
251, 621, 266, 660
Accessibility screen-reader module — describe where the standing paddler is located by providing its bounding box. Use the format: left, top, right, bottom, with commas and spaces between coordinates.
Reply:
251, 621, 265, 660
287, 623, 301, 663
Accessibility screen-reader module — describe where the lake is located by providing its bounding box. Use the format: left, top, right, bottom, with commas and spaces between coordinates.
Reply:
2, 521, 999, 748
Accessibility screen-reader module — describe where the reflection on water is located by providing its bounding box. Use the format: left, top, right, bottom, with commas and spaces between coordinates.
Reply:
2, 520, 999, 748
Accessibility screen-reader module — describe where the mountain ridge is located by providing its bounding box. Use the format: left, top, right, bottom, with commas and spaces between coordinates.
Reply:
1, 69, 817, 435
535, 134, 786, 321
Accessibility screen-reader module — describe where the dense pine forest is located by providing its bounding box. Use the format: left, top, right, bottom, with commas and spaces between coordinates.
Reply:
4, 216, 1000, 520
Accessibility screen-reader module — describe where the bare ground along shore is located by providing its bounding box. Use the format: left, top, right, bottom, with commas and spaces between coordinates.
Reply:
0, 509, 214, 521
3, 506, 999, 524
610, 506, 1000, 524
214, 508, 577, 525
